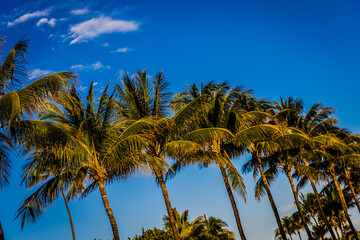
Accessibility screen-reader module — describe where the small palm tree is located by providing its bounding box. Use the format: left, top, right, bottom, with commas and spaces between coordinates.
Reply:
15, 151, 77, 240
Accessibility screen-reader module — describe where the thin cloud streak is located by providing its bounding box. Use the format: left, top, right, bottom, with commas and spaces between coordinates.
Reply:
7, 8, 51, 27
29, 69, 54, 80
71, 8, 89, 15
69, 16, 139, 44
279, 203, 295, 212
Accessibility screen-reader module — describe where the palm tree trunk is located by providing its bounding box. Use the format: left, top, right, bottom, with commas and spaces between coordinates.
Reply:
98, 180, 120, 240
154, 170, 180, 240
297, 231, 302, 240
219, 165, 247, 240
334, 226, 341, 240
329, 166, 359, 240
304, 159, 338, 240
345, 170, 360, 214
61, 188, 76, 240
257, 157, 287, 240
284, 169, 313, 239
0, 220, 4, 240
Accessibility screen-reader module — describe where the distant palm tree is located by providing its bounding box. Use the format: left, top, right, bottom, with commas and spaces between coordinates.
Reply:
274, 216, 297, 240
0, 37, 76, 240
163, 208, 204, 239
199, 214, 235, 240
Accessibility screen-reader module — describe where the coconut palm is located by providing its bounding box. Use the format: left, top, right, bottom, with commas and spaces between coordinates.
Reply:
170, 82, 268, 240
198, 215, 235, 240
290, 102, 339, 240
14, 83, 146, 240
274, 216, 297, 240
163, 208, 204, 239
116, 71, 233, 240
0, 37, 76, 240
311, 131, 360, 240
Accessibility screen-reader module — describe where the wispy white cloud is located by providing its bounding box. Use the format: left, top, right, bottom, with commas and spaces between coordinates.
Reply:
8, 8, 51, 27
70, 61, 110, 71
69, 16, 139, 44
115, 47, 130, 53
70, 64, 86, 71
78, 85, 88, 92
90, 61, 110, 70
71, 8, 89, 15
103, 42, 110, 47
279, 203, 295, 212
37, 18, 56, 27
29, 69, 54, 80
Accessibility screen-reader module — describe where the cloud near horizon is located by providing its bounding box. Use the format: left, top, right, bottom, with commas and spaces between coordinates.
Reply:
69, 16, 139, 44
7, 8, 51, 27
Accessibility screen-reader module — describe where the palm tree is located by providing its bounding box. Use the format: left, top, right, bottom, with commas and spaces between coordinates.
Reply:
314, 132, 360, 240
0, 37, 76, 240
14, 83, 145, 240
271, 97, 313, 239
15, 151, 77, 240
170, 82, 263, 240
116, 71, 232, 240
199, 215, 235, 240
292, 102, 339, 240
274, 216, 297, 240
163, 208, 204, 239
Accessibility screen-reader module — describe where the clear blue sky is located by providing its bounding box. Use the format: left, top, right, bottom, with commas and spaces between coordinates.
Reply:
1, 0, 360, 239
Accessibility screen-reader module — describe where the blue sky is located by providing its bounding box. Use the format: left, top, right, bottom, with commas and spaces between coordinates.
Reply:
1, 0, 360, 239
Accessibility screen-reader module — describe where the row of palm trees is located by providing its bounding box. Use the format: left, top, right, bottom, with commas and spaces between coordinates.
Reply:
1, 39, 360, 240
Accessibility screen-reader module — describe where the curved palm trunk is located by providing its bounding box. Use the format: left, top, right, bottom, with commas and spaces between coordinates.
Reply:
334, 226, 341, 240
0, 220, 4, 240
61, 188, 76, 240
219, 165, 247, 240
344, 170, 360, 214
256, 157, 287, 240
284, 169, 313, 239
329, 166, 359, 240
98, 180, 120, 240
154, 171, 180, 240
297, 231, 302, 240
303, 159, 338, 240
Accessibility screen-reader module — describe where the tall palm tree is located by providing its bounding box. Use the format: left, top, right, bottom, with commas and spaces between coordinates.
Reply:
271, 97, 313, 239
170, 82, 261, 240
116, 71, 232, 240
14, 83, 145, 240
292, 102, 339, 240
0, 37, 76, 240
313, 131, 360, 240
